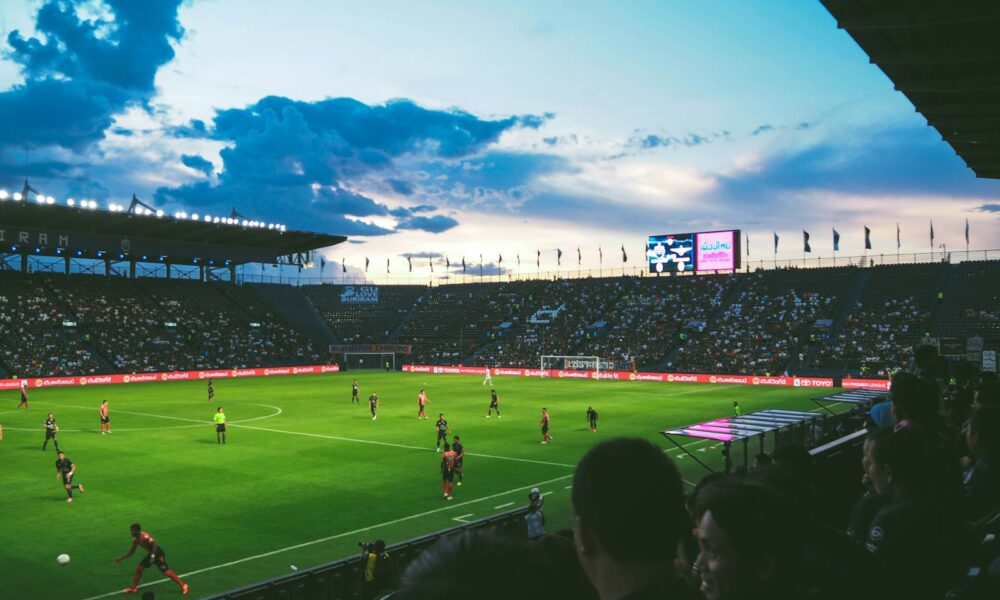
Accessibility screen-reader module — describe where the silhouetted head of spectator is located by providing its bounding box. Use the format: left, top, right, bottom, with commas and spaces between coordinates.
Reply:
395, 529, 596, 600
914, 344, 939, 379
975, 379, 1000, 408
686, 472, 727, 522
968, 405, 1000, 460
864, 428, 929, 497
693, 479, 801, 600
572, 438, 685, 599
890, 373, 940, 427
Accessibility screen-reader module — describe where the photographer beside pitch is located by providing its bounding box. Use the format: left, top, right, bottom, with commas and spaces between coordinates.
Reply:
359, 539, 390, 600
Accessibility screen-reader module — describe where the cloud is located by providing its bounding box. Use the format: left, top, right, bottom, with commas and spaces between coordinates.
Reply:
387, 178, 414, 195
401, 252, 444, 259
975, 203, 1000, 213
0, 0, 184, 150
751, 124, 775, 136
396, 214, 459, 233
180, 154, 213, 177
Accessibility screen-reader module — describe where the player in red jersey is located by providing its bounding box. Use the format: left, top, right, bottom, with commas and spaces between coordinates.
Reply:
440, 443, 457, 500
99, 400, 111, 434
540, 408, 552, 444
114, 523, 189, 595
17, 381, 29, 410
417, 389, 429, 419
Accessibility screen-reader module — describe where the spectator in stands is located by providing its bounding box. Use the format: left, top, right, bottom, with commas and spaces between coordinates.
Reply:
525, 504, 545, 540
862, 428, 965, 600
868, 396, 894, 431
964, 405, 1000, 521
394, 529, 597, 600
889, 373, 941, 432
571, 438, 691, 600
692, 478, 804, 600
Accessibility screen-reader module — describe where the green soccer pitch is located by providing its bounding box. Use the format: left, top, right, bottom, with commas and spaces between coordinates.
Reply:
0, 372, 844, 599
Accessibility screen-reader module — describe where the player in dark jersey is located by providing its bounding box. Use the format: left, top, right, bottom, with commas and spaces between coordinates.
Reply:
369, 392, 379, 420
440, 442, 457, 500
207, 379, 214, 402
43, 413, 60, 451
115, 523, 189, 595
540, 408, 551, 444
587, 406, 598, 432
486, 389, 500, 418
17, 382, 29, 410
435, 414, 449, 451
352, 380, 360, 404
100, 400, 111, 434
55, 451, 84, 502
452, 435, 465, 486
417, 389, 428, 419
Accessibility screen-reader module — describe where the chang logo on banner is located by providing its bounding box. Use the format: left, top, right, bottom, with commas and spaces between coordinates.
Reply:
340, 285, 379, 303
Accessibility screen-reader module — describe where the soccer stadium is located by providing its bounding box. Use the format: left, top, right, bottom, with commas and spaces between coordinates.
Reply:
1, 1, 999, 599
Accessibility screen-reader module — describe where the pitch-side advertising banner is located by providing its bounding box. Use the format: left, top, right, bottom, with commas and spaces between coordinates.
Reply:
0, 364, 340, 390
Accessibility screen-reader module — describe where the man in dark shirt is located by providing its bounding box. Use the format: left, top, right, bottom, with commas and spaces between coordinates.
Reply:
54, 451, 84, 502
369, 392, 378, 421
43, 413, 60, 451
352, 380, 360, 404
17, 382, 29, 410
587, 407, 598, 432
451, 435, 464, 486
435, 414, 448, 451
487, 389, 500, 418
207, 379, 214, 402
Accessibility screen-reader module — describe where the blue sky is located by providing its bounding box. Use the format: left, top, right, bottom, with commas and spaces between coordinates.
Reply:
1, 0, 997, 278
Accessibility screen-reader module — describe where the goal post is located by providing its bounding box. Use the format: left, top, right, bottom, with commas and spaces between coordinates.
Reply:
344, 352, 396, 371
540, 355, 601, 375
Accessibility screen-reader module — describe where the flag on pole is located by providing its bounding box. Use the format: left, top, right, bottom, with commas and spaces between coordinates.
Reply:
342, 258, 346, 273
407, 256, 412, 272
965, 218, 970, 245
479, 254, 483, 276
773, 232, 779, 254
577, 247, 582, 266
462, 257, 466, 272
621, 244, 627, 263
498, 254, 503, 265
446, 257, 450, 269
557, 248, 562, 266
864, 226, 872, 250
365, 257, 369, 272
803, 230, 811, 253
930, 221, 935, 246
320, 257, 326, 271
429, 258, 434, 273
746, 232, 750, 256
517, 253, 520, 266
896, 222, 901, 249
386, 258, 390, 273
599, 246, 603, 264
832, 229, 840, 252
537, 249, 540, 267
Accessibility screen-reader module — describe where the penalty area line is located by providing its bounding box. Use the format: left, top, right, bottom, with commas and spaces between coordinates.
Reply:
79, 472, 574, 600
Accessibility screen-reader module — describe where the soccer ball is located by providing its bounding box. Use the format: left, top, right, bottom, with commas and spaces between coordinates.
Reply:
57, 554, 70, 566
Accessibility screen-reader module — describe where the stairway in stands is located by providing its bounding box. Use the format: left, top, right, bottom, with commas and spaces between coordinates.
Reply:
246, 283, 339, 349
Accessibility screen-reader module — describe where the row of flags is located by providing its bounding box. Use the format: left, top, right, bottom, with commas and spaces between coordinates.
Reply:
761, 220, 970, 255
318, 220, 974, 273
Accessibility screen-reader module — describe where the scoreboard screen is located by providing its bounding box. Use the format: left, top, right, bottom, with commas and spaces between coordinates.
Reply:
647, 229, 740, 273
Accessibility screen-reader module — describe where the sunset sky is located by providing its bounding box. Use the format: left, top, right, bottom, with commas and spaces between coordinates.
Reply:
1, 0, 997, 280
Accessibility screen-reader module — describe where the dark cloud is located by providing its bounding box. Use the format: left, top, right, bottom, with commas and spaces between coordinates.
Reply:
396, 214, 459, 233
401, 252, 444, 259
751, 124, 775, 136
0, 0, 184, 150
387, 178, 414, 195
976, 204, 1000, 213
180, 154, 214, 177
622, 129, 729, 154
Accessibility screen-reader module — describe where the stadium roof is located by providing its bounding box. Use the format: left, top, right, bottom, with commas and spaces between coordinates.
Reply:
821, 0, 1000, 179
0, 197, 346, 267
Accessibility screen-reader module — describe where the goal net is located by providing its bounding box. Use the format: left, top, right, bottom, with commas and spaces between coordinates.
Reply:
344, 352, 396, 371
540, 355, 600, 375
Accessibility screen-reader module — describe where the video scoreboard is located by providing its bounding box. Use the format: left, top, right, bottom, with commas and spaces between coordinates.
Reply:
647, 229, 741, 273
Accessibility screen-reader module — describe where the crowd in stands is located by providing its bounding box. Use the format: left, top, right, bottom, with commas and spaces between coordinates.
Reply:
382, 364, 1000, 600
672, 269, 846, 374
305, 284, 426, 344
813, 297, 927, 377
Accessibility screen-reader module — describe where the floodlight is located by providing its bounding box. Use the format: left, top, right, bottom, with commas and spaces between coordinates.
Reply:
191, 213, 199, 220
156, 210, 164, 217
0, 190, 7, 199
13, 192, 23, 201
67, 199, 76, 206
47, 196, 56, 204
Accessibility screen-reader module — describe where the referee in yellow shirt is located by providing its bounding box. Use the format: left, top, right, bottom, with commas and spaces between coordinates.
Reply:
214, 407, 227, 445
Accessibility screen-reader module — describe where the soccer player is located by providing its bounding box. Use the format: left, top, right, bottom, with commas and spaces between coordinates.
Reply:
214, 407, 227, 444
17, 381, 29, 410
417, 389, 429, 419
440, 442, 457, 500
43, 413, 60, 451
207, 379, 214, 402
487, 389, 500, 418
733, 401, 742, 417
482, 366, 493, 386
99, 400, 111, 435
54, 451, 84, 502
540, 408, 552, 444
369, 391, 379, 421
587, 406, 598, 432
435, 413, 449, 452
115, 523, 189, 595
352, 379, 360, 404
452, 435, 465, 486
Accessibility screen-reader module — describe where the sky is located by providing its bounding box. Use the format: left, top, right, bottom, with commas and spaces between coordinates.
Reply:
1, 0, 998, 281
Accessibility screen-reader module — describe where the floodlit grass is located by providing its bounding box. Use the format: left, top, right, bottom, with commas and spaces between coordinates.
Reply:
0, 372, 839, 599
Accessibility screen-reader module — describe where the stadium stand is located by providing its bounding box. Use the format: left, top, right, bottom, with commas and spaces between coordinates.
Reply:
940, 261, 1000, 351
303, 284, 426, 343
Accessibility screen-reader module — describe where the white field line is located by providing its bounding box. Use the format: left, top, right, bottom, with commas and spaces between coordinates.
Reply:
234, 423, 577, 469
452, 513, 474, 523
79, 472, 574, 600
10, 402, 282, 432
493, 501, 515, 509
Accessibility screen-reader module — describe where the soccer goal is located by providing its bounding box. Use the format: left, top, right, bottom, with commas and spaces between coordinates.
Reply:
344, 352, 397, 371
540, 355, 600, 375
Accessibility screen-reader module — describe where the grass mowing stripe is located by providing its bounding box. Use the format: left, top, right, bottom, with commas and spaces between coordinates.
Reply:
79, 472, 575, 600
233, 423, 578, 468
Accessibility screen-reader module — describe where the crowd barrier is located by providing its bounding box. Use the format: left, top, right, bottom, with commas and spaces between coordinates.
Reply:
402, 364, 892, 390
0, 364, 340, 391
